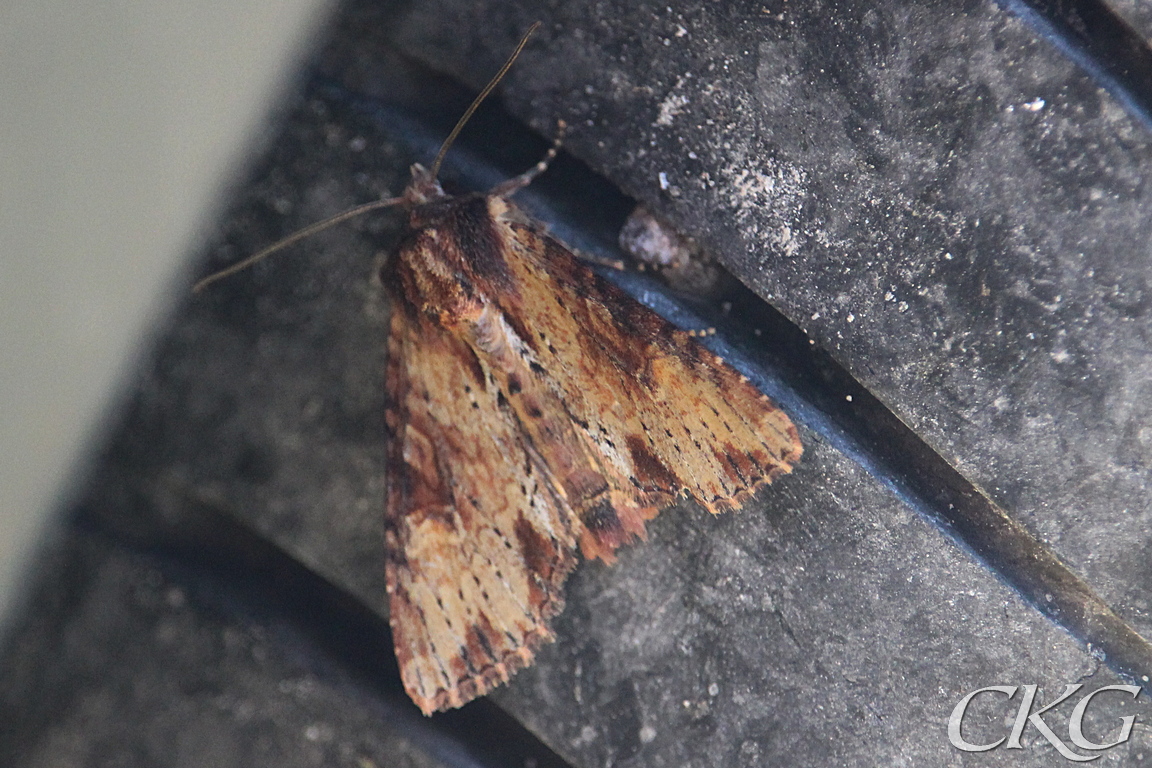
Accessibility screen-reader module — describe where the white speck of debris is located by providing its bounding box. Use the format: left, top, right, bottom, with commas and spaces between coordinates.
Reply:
846, 394, 853, 402
1051, 349, 1070, 363
688, 150, 698, 159
718, 159, 808, 254
639, 725, 658, 743
304, 723, 333, 742
663, 37, 670, 46
846, 313, 855, 322
1022, 98, 1046, 112
572, 725, 597, 747
811, 312, 820, 320
676, 24, 688, 37
944, 252, 953, 260
708, 682, 720, 697
656, 92, 690, 126
658, 171, 670, 190
165, 587, 186, 608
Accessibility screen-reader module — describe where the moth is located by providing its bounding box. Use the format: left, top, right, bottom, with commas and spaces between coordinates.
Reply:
196, 24, 802, 716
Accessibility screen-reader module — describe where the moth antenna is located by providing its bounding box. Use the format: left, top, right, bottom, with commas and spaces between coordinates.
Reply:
192, 195, 404, 293
428, 21, 542, 180
490, 119, 566, 198
194, 22, 541, 294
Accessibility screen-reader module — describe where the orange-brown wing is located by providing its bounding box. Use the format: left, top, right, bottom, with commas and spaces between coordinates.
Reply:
488, 196, 802, 518
383, 192, 801, 714
384, 296, 579, 715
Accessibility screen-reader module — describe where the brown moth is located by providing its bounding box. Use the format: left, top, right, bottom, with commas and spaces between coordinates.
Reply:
196, 25, 801, 716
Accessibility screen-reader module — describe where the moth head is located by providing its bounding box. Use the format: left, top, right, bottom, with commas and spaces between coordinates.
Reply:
405, 164, 447, 205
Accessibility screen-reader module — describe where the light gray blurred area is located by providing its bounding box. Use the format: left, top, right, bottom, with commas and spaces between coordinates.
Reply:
0, 1, 330, 635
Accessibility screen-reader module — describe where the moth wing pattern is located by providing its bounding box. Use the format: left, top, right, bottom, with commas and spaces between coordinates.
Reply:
384, 190, 801, 714
384, 288, 580, 715
489, 197, 803, 540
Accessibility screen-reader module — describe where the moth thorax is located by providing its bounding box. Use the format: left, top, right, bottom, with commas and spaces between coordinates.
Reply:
404, 239, 483, 324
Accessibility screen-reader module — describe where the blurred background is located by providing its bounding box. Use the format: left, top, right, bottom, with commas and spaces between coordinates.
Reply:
0, 0, 330, 635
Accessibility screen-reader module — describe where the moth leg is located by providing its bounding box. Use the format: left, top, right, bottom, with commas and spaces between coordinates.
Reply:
490, 120, 567, 198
